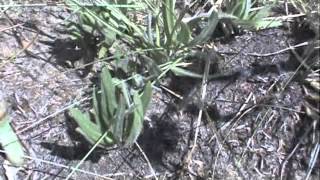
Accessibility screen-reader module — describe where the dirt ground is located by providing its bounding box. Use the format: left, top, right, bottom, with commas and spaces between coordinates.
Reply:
0, 2, 319, 180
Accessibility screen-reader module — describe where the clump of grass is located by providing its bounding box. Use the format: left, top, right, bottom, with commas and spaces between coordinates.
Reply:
63, 0, 283, 147
69, 67, 152, 146
220, 0, 282, 30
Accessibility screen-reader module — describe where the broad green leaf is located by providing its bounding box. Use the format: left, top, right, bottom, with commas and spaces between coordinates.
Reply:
75, 128, 100, 145
98, 46, 109, 59
92, 86, 103, 131
140, 81, 152, 114
177, 21, 191, 44
69, 108, 100, 136
171, 66, 203, 78
0, 114, 24, 166
68, 108, 114, 145
100, 77, 110, 126
120, 81, 131, 107
254, 19, 282, 29
135, 91, 144, 121
101, 67, 117, 122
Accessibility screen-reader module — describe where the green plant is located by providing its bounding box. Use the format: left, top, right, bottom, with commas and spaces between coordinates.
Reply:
68, 67, 152, 146
63, 0, 284, 147
223, 0, 282, 30
63, 0, 222, 76
0, 100, 25, 166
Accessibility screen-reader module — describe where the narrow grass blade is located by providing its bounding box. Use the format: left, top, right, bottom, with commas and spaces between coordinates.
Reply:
113, 94, 126, 143
68, 0, 133, 41
108, 6, 144, 36
162, 0, 176, 42
125, 91, 144, 146
231, 0, 250, 19
243, 0, 251, 19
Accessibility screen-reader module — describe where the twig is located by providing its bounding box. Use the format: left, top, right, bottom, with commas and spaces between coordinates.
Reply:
205, 110, 223, 179
211, 93, 255, 178
281, 41, 317, 92
245, 42, 309, 57
16, 97, 89, 134
219, 92, 254, 131
135, 142, 158, 180
0, 23, 24, 32
305, 142, 320, 180
263, 13, 306, 21
239, 110, 274, 164
186, 50, 211, 169
280, 124, 313, 180
65, 131, 111, 180
0, 150, 124, 179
